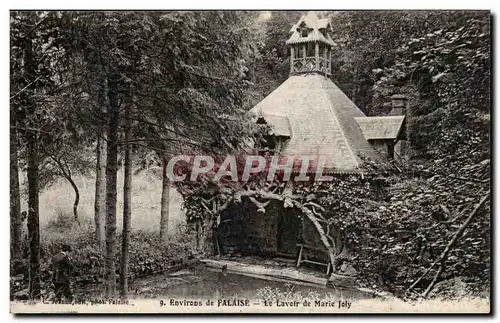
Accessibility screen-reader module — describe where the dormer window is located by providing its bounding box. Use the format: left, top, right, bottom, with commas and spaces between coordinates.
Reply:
297, 21, 309, 38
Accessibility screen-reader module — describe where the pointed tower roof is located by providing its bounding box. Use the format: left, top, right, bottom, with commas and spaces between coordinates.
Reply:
250, 75, 382, 173
249, 13, 384, 174
286, 11, 335, 46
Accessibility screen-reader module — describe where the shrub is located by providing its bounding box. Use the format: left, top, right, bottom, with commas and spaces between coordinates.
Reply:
11, 209, 195, 298
46, 207, 76, 231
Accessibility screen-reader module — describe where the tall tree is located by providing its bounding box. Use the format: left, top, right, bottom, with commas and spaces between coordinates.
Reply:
10, 108, 22, 257
105, 71, 121, 297
19, 21, 41, 300
26, 116, 41, 300
120, 103, 133, 298
64, 12, 111, 246
95, 135, 107, 245
69, 12, 135, 297
94, 74, 107, 247
11, 11, 79, 299
159, 156, 169, 241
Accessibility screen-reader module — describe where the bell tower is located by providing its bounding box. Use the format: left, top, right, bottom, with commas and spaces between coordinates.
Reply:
286, 12, 334, 76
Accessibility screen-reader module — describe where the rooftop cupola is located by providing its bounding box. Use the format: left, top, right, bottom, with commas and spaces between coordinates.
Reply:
286, 11, 335, 76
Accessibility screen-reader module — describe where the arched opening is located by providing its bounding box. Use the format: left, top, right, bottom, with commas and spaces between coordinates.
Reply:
213, 196, 345, 273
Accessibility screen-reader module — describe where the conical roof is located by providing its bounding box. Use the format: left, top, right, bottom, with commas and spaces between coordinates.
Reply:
249, 74, 382, 173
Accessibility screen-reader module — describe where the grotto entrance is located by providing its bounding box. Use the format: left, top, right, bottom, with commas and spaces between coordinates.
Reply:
276, 207, 302, 257
216, 198, 302, 259
215, 197, 334, 275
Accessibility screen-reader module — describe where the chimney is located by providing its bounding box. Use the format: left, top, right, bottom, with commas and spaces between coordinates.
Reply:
389, 94, 408, 116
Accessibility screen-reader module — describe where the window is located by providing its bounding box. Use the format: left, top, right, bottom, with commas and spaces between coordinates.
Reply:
300, 28, 308, 37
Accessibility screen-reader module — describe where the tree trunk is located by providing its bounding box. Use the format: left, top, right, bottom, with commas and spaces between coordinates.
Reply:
65, 174, 80, 223
105, 75, 120, 298
94, 74, 107, 248
50, 156, 80, 224
160, 156, 170, 241
23, 35, 40, 301
292, 201, 338, 273
27, 130, 40, 300
120, 105, 132, 299
10, 111, 22, 257
95, 136, 107, 247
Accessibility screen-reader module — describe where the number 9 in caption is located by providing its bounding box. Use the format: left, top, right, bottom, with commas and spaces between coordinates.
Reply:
160, 300, 166, 307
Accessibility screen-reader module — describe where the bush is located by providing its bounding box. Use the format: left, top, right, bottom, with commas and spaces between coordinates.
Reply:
11, 209, 195, 298
46, 208, 77, 231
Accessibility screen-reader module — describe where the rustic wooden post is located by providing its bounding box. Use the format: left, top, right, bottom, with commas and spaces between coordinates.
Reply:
327, 46, 331, 75
290, 46, 295, 74
315, 42, 319, 71
323, 45, 328, 75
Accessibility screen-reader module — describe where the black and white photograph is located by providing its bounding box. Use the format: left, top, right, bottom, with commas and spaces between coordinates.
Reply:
8, 9, 491, 314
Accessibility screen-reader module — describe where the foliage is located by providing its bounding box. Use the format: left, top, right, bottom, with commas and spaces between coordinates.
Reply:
327, 11, 489, 115
249, 11, 303, 98
373, 15, 490, 169
11, 209, 195, 298
348, 163, 490, 296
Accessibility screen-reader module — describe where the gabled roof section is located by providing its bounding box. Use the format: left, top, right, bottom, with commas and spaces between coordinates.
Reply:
249, 74, 382, 173
355, 116, 405, 140
286, 12, 335, 46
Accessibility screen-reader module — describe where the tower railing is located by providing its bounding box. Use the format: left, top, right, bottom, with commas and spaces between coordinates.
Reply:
291, 56, 331, 76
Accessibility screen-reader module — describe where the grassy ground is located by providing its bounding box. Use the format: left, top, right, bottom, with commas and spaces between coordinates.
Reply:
21, 167, 185, 235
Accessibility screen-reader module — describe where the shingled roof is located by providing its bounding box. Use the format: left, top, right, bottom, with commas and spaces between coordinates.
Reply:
249, 74, 382, 173
355, 116, 405, 140
258, 114, 292, 137
286, 12, 335, 46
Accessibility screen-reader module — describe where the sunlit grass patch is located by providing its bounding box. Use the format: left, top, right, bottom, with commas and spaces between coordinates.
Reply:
27, 168, 185, 234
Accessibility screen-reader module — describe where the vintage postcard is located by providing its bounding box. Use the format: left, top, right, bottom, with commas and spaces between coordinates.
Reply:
9, 10, 491, 314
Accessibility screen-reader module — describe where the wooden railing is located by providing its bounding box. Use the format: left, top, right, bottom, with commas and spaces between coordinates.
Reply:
291, 56, 331, 76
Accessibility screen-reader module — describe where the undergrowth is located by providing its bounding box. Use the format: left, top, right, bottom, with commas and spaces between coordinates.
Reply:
11, 208, 195, 299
